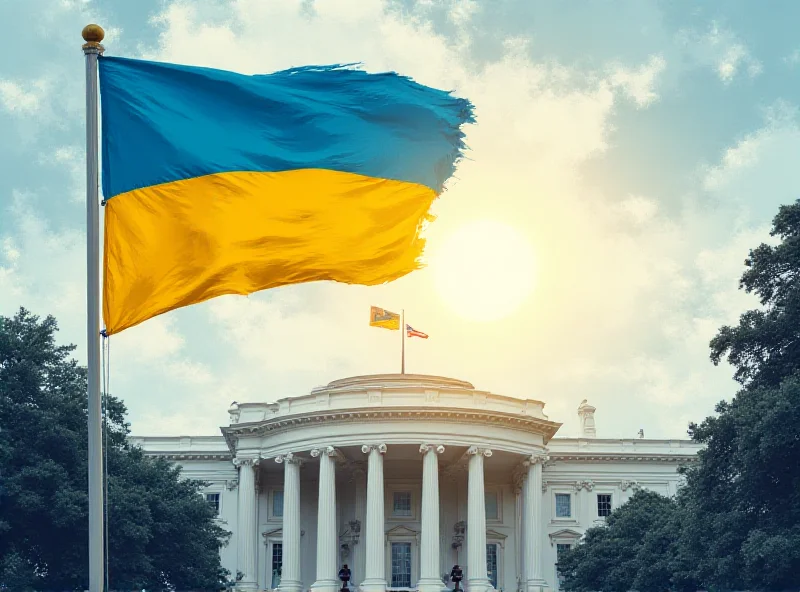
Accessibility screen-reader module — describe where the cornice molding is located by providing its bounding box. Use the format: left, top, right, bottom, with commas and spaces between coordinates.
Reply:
145, 452, 233, 461
222, 407, 561, 454
547, 453, 698, 463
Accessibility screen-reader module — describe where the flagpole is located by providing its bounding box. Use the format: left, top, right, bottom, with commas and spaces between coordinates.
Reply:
82, 24, 105, 592
401, 309, 405, 374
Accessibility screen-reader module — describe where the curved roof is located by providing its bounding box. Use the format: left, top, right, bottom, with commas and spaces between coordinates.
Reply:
222, 373, 561, 455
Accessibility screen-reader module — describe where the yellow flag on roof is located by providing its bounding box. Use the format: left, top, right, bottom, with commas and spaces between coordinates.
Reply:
370, 306, 400, 330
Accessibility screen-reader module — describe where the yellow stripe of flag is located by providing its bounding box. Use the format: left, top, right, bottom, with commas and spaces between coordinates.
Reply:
370, 306, 400, 330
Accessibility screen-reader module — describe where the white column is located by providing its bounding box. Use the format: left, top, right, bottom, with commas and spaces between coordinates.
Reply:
236, 457, 260, 590
418, 444, 445, 592
360, 444, 387, 592
353, 466, 368, 588
523, 455, 549, 592
311, 447, 340, 592
276, 453, 303, 592
467, 446, 492, 592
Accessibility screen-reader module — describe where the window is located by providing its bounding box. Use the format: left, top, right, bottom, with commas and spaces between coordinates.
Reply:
555, 493, 571, 518
390, 542, 412, 587
393, 492, 412, 517
271, 542, 282, 589
485, 491, 499, 520
273, 490, 284, 518
205, 493, 220, 515
486, 544, 498, 589
597, 494, 612, 517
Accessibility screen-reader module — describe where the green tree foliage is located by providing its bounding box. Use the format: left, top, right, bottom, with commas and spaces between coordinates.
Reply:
710, 202, 800, 388
682, 377, 800, 590
557, 490, 698, 592
0, 308, 231, 591
560, 200, 800, 591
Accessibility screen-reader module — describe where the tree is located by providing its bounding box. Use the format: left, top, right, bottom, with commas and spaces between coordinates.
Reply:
681, 377, 800, 590
0, 308, 230, 591
710, 201, 800, 388
685, 200, 800, 590
558, 201, 800, 591
557, 490, 698, 592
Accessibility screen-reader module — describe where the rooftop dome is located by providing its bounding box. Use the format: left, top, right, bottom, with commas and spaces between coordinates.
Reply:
313, 373, 475, 393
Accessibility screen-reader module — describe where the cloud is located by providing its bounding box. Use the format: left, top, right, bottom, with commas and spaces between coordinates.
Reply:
609, 55, 667, 108
0, 192, 85, 344
117, 0, 750, 440
0, 0, 790, 443
0, 79, 50, 115
677, 21, 762, 84
784, 49, 800, 66
702, 100, 800, 207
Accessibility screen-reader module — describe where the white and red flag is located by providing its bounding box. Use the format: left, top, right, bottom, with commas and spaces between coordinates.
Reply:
406, 324, 428, 339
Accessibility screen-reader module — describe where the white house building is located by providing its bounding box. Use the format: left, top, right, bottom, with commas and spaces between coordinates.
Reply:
130, 374, 701, 592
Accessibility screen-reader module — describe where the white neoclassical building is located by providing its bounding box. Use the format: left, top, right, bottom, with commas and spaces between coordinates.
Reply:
131, 374, 701, 592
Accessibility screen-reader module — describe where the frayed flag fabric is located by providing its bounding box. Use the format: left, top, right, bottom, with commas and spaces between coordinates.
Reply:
406, 324, 428, 339
98, 57, 474, 335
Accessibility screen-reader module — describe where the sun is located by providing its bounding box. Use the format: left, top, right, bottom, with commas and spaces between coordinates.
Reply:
430, 220, 536, 322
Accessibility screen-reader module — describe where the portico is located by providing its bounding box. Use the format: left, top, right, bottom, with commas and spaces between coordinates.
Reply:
223, 374, 560, 592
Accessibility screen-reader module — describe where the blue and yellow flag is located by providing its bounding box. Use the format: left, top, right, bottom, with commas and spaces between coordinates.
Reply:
98, 57, 474, 335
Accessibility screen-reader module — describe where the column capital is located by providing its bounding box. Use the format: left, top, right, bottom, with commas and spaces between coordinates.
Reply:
466, 446, 492, 457
523, 453, 550, 467
310, 445, 340, 458
233, 456, 261, 468
275, 452, 304, 466
419, 444, 445, 455
361, 443, 387, 454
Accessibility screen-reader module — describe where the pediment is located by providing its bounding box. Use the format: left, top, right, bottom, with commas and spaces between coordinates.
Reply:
386, 524, 419, 537
262, 528, 282, 538
486, 529, 507, 540
548, 528, 582, 545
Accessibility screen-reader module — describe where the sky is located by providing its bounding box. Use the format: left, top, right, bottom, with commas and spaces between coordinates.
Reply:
2, 0, 799, 440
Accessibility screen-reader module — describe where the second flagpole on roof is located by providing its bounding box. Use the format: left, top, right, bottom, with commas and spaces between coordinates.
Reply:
401, 309, 405, 374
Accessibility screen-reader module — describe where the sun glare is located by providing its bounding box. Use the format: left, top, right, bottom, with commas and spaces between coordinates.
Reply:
431, 220, 536, 322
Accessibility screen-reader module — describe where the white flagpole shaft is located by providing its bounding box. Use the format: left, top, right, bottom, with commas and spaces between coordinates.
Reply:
82, 24, 105, 592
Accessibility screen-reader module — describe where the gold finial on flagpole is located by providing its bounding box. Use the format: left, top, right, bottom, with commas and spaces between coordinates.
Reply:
82, 24, 105, 48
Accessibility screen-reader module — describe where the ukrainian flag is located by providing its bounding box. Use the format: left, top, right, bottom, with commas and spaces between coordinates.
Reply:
98, 57, 474, 335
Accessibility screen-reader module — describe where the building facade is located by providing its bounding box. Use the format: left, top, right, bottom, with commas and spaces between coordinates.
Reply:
131, 374, 701, 592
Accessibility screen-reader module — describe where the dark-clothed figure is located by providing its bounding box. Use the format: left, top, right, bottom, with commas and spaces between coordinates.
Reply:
450, 565, 463, 591
339, 565, 352, 591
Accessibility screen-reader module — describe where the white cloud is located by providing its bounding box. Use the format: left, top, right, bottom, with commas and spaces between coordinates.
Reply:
0, 192, 85, 343
609, 54, 667, 108
677, 21, 762, 84
0, 79, 50, 115
115, 0, 754, 441
2, 0, 788, 442
702, 100, 800, 200
617, 195, 659, 225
